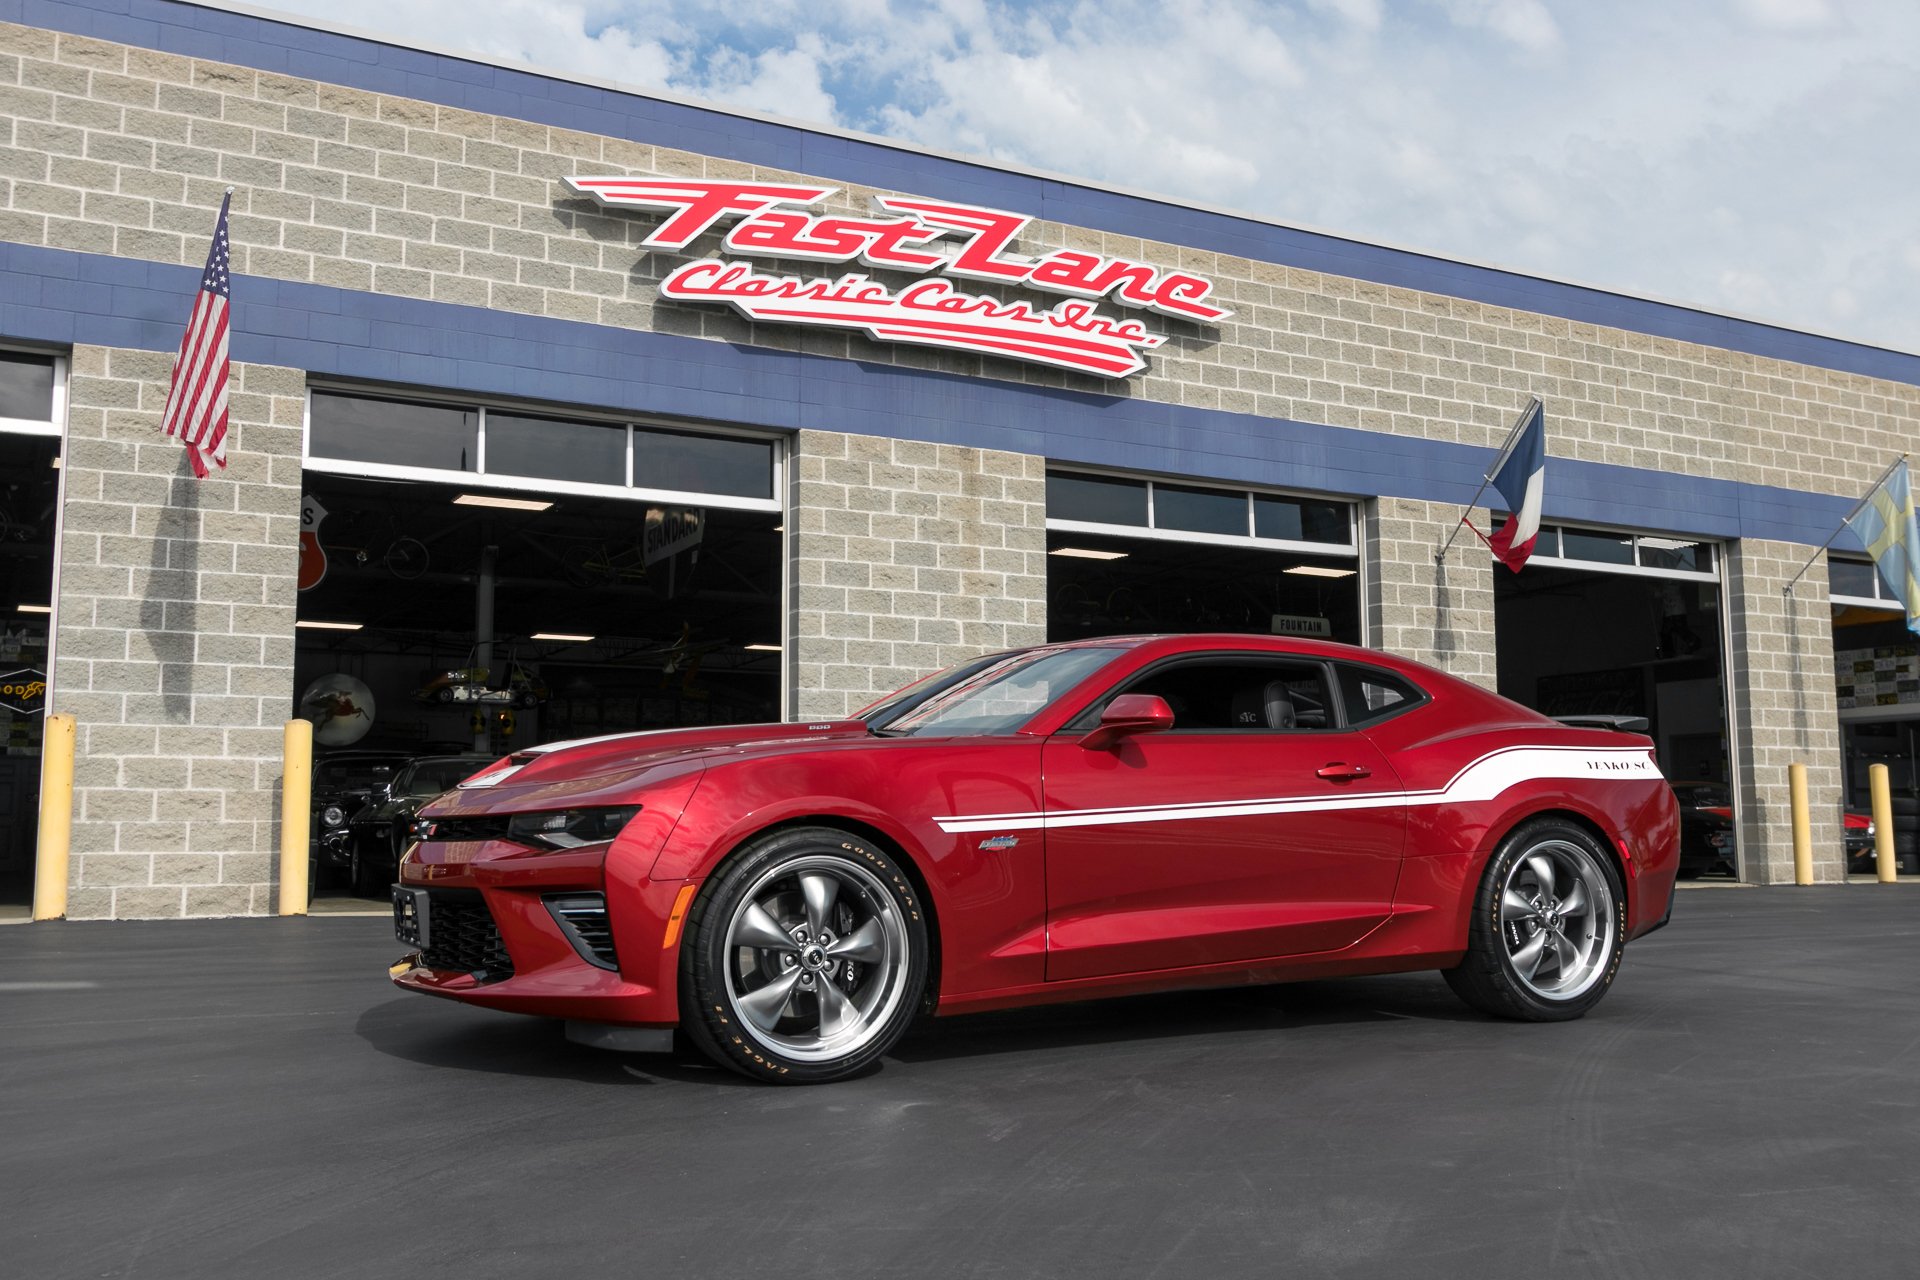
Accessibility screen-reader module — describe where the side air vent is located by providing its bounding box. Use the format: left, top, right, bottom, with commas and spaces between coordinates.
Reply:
546, 894, 619, 970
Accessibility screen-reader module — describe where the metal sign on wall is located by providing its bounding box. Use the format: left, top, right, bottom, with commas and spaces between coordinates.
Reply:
0, 668, 46, 715
565, 178, 1233, 378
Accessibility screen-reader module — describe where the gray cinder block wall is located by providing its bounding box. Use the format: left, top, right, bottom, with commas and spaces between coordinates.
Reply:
789, 431, 1047, 720
54, 345, 303, 918
1725, 541, 1844, 883
1367, 497, 1498, 690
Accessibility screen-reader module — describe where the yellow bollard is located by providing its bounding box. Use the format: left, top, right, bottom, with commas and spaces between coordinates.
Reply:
1869, 763, 1898, 884
31, 713, 76, 921
277, 719, 313, 916
1789, 762, 1813, 886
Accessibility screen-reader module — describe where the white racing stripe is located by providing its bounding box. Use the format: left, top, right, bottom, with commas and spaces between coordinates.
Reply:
933, 745, 1662, 835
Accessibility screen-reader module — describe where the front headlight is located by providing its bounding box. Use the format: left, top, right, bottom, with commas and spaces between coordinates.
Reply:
1867, 821, 1877, 837
506, 806, 641, 851
321, 805, 345, 828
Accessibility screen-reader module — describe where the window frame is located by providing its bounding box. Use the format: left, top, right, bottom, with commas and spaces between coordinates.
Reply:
1046, 466, 1360, 559
0, 347, 66, 439
302, 383, 783, 515
1524, 524, 1720, 583
1060, 652, 1351, 735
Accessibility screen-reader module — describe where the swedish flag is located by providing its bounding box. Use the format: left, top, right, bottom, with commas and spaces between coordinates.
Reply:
1845, 458, 1920, 632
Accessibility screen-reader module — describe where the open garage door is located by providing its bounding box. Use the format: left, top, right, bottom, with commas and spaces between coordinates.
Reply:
0, 350, 64, 911
1494, 527, 1735, 878
298, 388, 782, 899
1829, 555, 1920, 878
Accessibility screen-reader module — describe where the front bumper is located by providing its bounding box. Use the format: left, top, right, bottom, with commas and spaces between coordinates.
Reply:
389, 838, 689, 1028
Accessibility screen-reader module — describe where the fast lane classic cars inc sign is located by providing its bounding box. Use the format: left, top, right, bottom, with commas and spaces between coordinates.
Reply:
564, 178, 1233, 378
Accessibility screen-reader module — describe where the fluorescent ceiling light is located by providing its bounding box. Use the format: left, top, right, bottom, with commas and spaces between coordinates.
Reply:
531, 632, 593, 643
50, 457, 61, 469
1050, 547, 1128, 560
744, 643, 782, 652
1283, 565, 1357, 578
296, 619, 363, 631
453, 493, 553, 511
17, 604, 51, 614
772, 524, 784, 532
1637, 536, 1699, 552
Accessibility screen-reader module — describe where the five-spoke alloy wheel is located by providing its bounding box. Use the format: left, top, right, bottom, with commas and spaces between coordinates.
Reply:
1445, 818, 1626, 1021
680, 827, 928, 1082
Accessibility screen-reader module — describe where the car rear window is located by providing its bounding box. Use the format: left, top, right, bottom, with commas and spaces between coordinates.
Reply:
1335, 664, 1427, 727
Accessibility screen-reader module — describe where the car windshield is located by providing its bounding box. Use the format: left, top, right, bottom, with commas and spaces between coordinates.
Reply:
314, 758, 397, 790
398, 759, 487, 797
1674, 783, 1730, 807
864, 647, 1121, 738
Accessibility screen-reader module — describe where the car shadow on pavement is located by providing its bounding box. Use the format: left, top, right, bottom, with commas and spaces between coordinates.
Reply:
353, 998, 755, 1088
891, 972, 1482, 1064
354, 975, 1483, 1083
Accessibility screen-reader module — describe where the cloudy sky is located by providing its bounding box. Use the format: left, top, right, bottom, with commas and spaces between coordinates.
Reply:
254, 0, 1920, 354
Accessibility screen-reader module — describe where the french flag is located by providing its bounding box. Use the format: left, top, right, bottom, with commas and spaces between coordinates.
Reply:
1486, 399, 1545, 572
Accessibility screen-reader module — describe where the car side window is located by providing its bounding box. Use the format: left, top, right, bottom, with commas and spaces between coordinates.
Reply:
1336, 664, 1427, 727
1085, 658, 1337, 732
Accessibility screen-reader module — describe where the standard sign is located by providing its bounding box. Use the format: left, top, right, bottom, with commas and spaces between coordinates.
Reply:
565, 178, 1231, 378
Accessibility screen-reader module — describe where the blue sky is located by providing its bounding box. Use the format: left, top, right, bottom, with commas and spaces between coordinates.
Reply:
255, 0, 1920, 355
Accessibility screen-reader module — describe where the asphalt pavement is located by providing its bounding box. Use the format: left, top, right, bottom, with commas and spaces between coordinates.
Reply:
2, 887, 1916, 1280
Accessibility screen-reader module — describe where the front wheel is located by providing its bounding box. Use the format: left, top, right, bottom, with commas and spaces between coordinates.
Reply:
679, 827, 928, 1083
1444, 818, 1626, 1021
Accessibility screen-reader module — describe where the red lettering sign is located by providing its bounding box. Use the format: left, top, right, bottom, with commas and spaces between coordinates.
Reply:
565, 177, 1231, 378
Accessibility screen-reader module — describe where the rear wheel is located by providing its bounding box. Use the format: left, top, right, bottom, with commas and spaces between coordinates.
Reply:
679, 827, 927, 1083
1445, 818, 1625, 1021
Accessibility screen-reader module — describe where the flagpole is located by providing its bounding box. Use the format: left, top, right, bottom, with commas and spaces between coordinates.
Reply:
1437, 396, 1542, 562
1783, 453, 1909, 592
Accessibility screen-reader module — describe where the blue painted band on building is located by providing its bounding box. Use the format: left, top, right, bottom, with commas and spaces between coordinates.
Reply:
1, 239, 1863, 550
10, 0, 1920, 391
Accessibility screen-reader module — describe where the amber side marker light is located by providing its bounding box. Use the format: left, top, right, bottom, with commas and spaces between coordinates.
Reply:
661, 883, 699, 949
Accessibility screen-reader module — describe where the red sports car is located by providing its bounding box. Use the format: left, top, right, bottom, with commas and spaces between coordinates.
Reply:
390, 635, 1680, 1082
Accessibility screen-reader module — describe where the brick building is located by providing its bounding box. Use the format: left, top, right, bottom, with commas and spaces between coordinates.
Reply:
1, 0, 1916, 918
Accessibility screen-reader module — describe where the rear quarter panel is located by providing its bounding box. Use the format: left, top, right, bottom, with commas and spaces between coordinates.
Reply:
1360, 704, 1679, 956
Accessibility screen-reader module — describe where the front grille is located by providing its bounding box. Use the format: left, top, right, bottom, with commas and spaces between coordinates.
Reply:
420, 815, 515, 843
420, 889, 514, 982
546, 894, 619, 970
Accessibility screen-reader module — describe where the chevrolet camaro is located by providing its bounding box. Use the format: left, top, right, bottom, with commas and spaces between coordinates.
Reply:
390, 635, 1680, 1082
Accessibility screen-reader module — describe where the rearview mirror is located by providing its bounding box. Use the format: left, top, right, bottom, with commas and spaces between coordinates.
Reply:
1080, 694, 1175, 750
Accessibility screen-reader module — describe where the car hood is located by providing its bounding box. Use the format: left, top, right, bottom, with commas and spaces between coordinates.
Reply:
421, 720, 875, 816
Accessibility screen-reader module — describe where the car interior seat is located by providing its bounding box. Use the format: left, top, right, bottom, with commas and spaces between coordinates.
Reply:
1228, 680, 1296, 729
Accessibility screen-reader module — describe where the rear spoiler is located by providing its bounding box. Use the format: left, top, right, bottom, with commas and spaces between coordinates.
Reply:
1552, 714, 1650, 733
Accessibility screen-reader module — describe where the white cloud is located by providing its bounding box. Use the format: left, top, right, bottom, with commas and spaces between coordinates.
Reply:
253, 0, 1920, 353
1731, 0, 1837, 30
1424, 0, 1562, 52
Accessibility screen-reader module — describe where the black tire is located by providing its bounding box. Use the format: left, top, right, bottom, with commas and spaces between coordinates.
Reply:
434, 686, 454, 704
679, 826, 928, 1084
1444, 817, 1627, 1022
1887, 796, 1919, 817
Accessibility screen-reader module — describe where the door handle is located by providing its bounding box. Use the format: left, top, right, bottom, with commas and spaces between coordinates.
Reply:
1316, 762, 1372, 782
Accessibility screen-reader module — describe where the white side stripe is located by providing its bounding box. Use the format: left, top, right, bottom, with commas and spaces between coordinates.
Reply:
932, 745, 1661, 834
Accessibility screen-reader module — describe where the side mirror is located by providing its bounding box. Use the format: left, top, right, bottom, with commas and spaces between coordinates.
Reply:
1080, 693, 1175, 750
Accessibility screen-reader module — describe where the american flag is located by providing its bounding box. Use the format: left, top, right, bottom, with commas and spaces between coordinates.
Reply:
160, 191, 233, 478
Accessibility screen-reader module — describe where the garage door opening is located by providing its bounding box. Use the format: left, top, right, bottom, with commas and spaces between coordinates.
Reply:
298, 389, 782, 900
0, 350, 63, 911
1494, 528, 1733, 878
1045, 471, 1361, 644
1830, 555, 1920, 878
